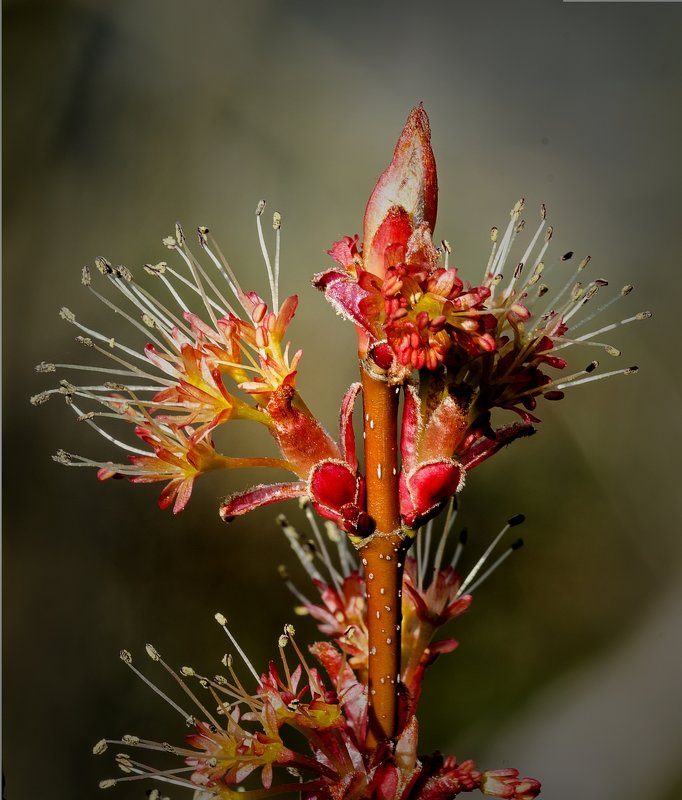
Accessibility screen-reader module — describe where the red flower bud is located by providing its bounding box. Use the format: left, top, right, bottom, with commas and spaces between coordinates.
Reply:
363, 105, 438, 277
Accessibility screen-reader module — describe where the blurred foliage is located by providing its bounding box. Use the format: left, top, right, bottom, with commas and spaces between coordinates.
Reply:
3, 1, 681, 799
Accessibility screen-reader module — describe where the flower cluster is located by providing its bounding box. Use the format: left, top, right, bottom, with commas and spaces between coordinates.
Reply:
34, 213, 373, 534
94, 509, 539, 800
36, 105, 646, 800
35, 106, 647, 534
315, 106, 649, 527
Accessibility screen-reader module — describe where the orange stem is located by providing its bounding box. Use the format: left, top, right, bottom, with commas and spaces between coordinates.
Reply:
360, 366, 406, 749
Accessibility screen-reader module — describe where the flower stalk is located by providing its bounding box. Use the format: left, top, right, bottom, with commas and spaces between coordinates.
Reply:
359, 363, 405, 748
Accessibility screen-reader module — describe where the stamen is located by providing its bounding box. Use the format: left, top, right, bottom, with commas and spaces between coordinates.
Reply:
273, 212, 282, 310
489, 199, 525, 284
145, 264, 190, 315
503, 209, 547, 300
450, 527, 468, 570
466, 538, 524, 594
556, 311, 652, 350
255, 200, 278, 311
326, 521, 355, 577
157, 262, 228, 318
569, 283, 634, 332
553, 365, 638, 390
278, 515, 324, 583
418, 518, 434, 591
197, 240, 243, 316
484, 226, 499, 282
65, 400, 152, 455
119, 650, 193, 722
442, 239, 451, 269
105, 271, 176, 338
214, 613, 261, 684
432, 496, 458, 578
457, 515, 524, 597
203, 232, 248, 313
302, 501, 344, 593
126, 276, 192, 337
277, 564, 313, 608
559, 279, 609, 327
145, 645, 222, 731
85, 280, 169, 352
59, 308, 155, 365
173, 244, 221, 331
282, 624, 313, 679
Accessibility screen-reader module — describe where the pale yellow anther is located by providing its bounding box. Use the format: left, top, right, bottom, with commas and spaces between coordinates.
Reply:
145, 643, 160, 661
35, 361, 56, 373
95, 256, 112, 274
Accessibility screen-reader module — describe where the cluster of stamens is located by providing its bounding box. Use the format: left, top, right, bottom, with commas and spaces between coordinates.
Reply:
92, 502, 537, 799
31, 205, 314, 512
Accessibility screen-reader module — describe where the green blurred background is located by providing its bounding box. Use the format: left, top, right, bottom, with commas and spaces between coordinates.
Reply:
4, 1, 682, 798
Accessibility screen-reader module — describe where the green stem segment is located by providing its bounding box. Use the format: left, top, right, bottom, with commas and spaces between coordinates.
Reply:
360, 366, 406, 749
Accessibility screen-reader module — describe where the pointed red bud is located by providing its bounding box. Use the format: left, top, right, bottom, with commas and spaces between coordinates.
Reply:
363, 105, 438, 277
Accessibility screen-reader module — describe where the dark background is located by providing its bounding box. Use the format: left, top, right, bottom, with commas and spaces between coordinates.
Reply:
4, 1, 682, 799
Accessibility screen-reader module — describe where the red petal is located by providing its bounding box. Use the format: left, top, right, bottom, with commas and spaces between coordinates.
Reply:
400, 459, 465, 529
400, 384, 421, 473
272, 294, 298, 338
365, 206, 413, 277
459, 423, 535, 471
339, 383, 361, 470
327, 235, 360, 268
313, 268, 379, 335
420, 395, 468, 462
219, 481, 306, 521
309, 461, 357, 510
